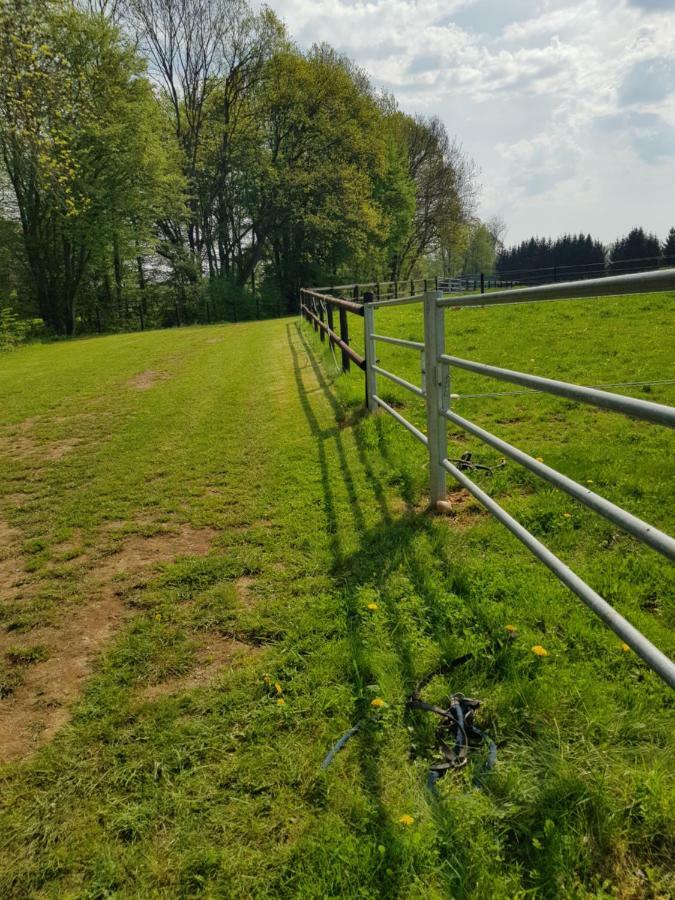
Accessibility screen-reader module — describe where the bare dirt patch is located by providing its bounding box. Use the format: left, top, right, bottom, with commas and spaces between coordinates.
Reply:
0, 432, 36, 458
0, 595, 129, 763
127, 370, 170, 391
97, 525, 218, 580
0, 523, 220, 762
0, 520, 35, 603
235, 575, 257, 607
229, 518, 274, 534
0, 423, 81, 463
137, 634, 252, 701
2, 491, 35, 508
0, 519, 20, 550
44, 437, 81, 461
436, 488, 488, 528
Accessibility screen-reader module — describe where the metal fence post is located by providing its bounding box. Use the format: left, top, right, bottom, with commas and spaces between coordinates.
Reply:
423, 290, 447, 506
363, 293, 377, 412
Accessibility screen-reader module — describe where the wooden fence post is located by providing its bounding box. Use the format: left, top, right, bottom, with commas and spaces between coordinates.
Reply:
340, 296, 352, 373
327, 303, 334, 347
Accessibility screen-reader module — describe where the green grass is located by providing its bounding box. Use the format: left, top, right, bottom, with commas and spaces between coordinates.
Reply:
0, 294, 673, 898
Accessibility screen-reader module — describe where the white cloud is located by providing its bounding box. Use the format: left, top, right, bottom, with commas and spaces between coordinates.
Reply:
265, 0, 675, 243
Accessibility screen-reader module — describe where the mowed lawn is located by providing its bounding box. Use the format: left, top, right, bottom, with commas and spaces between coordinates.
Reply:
0, 293, 673, 897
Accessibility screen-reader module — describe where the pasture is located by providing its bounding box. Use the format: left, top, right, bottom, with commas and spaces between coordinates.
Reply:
0, 291, 673, 897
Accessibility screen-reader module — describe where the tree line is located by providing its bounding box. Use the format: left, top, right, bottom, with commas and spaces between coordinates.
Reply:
496, 227, 675, 282
0, 0, 480, 337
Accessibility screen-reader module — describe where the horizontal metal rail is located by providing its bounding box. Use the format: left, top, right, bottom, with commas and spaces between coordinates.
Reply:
302, 289, 364, 316
440, 456, 675, 689
364, 293, 424, 310
302, 279, 675, 690
371, 333, 425, 351
373, 395, 428, 445
372, 365, 425, 398
439, 354, 675, 428
452, 378, 675, 400
437, 267, 675, 308
302, 305, 366, 370
442, 407, 675, 560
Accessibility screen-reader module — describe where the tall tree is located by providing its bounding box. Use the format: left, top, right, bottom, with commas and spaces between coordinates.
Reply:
610, 227, 661, 274
125, 0, 281, 282
387, 115, 477, 281
0, 0, 183, 333
242, 46, 390, 306
662, 227, 675, 263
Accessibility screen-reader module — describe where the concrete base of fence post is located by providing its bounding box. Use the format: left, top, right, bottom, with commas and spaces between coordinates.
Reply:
423, 290, 447, 505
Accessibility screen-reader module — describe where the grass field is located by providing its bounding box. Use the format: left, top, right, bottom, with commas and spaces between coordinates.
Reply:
0, 291, 673, 898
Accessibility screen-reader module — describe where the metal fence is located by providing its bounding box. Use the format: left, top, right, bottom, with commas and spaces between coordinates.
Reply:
301, 268, 675, 689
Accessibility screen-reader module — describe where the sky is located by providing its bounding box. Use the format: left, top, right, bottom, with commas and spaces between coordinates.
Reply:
266, 0, 675, 246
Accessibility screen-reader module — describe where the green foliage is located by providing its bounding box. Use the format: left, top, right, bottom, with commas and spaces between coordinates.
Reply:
498, 233, 607, 278
0, 0, 185, 333
0, 306, 43, 349
0, 1, 476, 334
610, 226, 661, 272
460, 221, 500, 275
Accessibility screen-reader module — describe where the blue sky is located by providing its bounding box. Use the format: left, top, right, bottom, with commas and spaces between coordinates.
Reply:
267, 0, 675, 245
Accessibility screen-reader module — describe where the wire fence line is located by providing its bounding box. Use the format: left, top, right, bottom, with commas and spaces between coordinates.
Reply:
300, 268, 675, 689
311, 252, 675, 303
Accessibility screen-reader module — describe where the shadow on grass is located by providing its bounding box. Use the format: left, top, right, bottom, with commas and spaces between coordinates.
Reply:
285, 322, 477, 892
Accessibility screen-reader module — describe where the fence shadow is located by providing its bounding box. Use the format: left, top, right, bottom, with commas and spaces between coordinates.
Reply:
285, 321, 472, 877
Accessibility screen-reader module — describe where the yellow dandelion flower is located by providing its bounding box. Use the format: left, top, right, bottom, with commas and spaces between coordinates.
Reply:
274, 682, 283, 695
371, 697, 385, 708
398, 814, 414, 826
620, 643, 630, 653
276, 697, 286, 706
586, 480, 594, 485
154, 613, 161, 621
505, 624, 517, 633
367, 602, 379, 611
536, 456, 544, 463
532, 645, 549, 657
563, 512, 572, 519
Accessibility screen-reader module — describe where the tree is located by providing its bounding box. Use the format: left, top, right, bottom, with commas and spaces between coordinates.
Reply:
609, 227, 661, 274
662, 227, 675, 264
125, 0, 282, 281
497, 233, 606, 282
0, 0, 183, 333
242, 46, 390, 307
461, 221, 499, 274
387, 115, 477, 281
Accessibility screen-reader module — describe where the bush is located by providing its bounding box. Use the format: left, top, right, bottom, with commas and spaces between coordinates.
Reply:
0, 306, 44, 350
